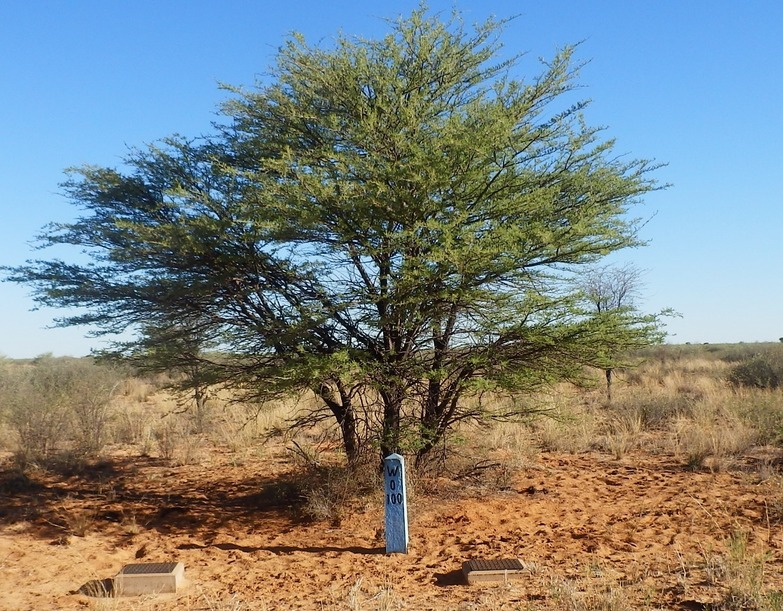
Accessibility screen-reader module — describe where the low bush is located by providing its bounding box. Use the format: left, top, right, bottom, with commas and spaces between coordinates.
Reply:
0, 356, 123, 467
728, 349, 783, 390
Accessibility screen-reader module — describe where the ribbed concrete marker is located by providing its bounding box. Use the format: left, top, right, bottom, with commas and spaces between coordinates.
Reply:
462, 559, 525, 584
383, 453, 409, 554
114, 562, 185, 596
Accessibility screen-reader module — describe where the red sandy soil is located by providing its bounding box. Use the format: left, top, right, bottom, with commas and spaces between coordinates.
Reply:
2, 445, 783, 610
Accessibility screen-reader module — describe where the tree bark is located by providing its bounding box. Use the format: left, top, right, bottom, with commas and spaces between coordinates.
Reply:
379, 386, 403, 462
316, 380, 361, 467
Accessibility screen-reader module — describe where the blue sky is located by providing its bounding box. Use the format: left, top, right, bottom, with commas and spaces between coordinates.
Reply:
1, 1, 781, 358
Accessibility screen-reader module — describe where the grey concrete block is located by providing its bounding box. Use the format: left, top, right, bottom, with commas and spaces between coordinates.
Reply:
462, 558, 525, 584
114, 562, 185, 596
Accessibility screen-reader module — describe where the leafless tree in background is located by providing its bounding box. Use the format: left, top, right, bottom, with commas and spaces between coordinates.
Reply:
581, 263, 645, 400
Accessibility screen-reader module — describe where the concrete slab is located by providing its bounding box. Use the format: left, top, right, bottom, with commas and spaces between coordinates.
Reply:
462, 558, 525, 584
114, 562, 185, 596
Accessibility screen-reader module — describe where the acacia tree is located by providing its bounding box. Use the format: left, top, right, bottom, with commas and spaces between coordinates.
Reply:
5, 8, 666, 467
579, 263, 649, 400
116, 320, 222, 433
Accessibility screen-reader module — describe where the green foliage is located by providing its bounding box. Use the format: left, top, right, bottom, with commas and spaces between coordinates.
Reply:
3, 7, 665, 465
0, 357, 122, 466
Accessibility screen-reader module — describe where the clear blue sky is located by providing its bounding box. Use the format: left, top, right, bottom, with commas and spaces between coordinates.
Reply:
1, 1, 781, 358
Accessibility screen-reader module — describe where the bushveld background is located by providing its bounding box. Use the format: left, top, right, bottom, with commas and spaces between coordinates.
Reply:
3, 343, 783, 610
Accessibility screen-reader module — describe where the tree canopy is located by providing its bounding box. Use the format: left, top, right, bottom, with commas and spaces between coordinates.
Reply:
4, 7, 666, 466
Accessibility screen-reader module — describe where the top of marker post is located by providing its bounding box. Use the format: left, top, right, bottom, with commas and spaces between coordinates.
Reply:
384, 453, 404, 463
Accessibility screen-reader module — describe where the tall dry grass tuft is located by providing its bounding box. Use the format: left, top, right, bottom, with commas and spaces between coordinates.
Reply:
483, 420, 538, 464
153, 417, 208, 466
534, 403, 601, 454
118, 375, 159, 404
536, 418, 587, 454
733, 390, 783, 446
601, 412, 645, 459
671, 397, 763, 471
111, 401, 155, 450
428, 419, 540, 492
728, 346, 783, 390
211, 396, 298, 460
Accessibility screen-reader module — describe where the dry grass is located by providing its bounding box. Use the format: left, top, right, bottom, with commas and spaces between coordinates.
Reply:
549, 576, 634, 611
670, 408, 758, 471
601, 412, 645, 459
336, 576, 403, 611
693, 529, 783, 611
4, 345, 783, 610
508, 345, 783, 474
2, 344, 783, 477
132, 343, 783, 481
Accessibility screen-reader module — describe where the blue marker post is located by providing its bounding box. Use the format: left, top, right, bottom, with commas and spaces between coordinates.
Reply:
383, 453, 409, 554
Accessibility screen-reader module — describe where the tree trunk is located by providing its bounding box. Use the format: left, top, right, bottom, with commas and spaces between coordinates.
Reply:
415, 378, 442, 466
340, 405, 360, 467
193, 383, 209, 434
379, 386, 404, 462
315, 380, 361, 467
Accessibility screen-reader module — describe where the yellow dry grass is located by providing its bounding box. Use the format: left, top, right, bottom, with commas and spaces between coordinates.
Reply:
3, 345, 783, 609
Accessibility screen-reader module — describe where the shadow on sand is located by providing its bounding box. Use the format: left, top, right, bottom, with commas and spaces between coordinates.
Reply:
74, 577, 115, 598
177, 541, 385, 555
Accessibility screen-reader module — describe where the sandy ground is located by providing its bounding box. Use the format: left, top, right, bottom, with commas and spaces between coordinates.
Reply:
2, 445, 783, 610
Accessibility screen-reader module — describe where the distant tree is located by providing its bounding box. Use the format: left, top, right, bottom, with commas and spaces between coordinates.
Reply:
3, 8, 666, 467
113, 319, 221, 434
579, 263, 645, 400
581, 263, 643, 314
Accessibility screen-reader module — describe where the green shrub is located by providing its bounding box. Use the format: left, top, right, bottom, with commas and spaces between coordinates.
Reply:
0, 356, 123, 466
0, 359, 73, 465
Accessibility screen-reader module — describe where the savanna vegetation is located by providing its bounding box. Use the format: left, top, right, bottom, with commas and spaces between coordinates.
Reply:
4, 6, 783, 609
3, 344, 783, 609
3, 7, 667, 469
3, 342, 783, 481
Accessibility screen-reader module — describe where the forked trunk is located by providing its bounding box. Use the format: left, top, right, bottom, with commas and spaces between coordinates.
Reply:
315, 380, 361, 467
